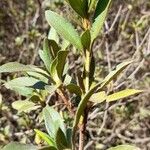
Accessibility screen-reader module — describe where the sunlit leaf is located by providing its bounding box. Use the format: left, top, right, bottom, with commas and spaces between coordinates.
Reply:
45, 10, 83, 50
89, 91, 106, 103
2, 142, 37, 150
43, 106, 66, 138
48, 27, 59, 43
34, 129, 55, 147
106, 89, 142, 102
0, 62, 33, 73
12, 100, 40, 113
107, 145, 140, 150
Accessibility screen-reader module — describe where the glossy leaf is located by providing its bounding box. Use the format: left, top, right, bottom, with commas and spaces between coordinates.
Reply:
106, 89, 142, 102
89, 91, 106, 103
12, 100, 40, 113
91, 0, 111, 42
67, 0, 87, 17
2, 142, 37, 150
45, 10, 83, 50
107, 145, 140, 150
34, 129, 56, 147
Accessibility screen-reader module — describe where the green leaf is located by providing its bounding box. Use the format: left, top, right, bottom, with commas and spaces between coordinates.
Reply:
39, 39, 52, 71
107, 145, 140, 150
56, 51, 69, 79
81, 29, 91, 49
67, 0, 87, 17
43, 106, 66, 138
101, 61, 133, 87
4, 77, 41, 96
34, 129, 56, 147
48, 27, 59, 43
91, 0, 111, 42
88, 0, 97, 13
45, 10, 83, 50
12, 100, 40, 113
66, 83, 82, 96
2, 142, 37, 150
72, 61, 132, 141
0, 62, 33, 73
89, 91, 106, 103
106, 89, 142, 102
55, 128, 68, 150
45, 85, 58, 94
50, 50, 69, 83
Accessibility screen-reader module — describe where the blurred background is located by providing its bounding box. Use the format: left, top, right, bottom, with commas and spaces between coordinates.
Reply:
0, 0, 150, 149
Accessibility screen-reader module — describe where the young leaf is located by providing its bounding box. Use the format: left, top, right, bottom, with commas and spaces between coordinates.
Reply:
34, 129, 56, 147
12, 100, 40, 113
45, 10, 83, 50
107, 145, 140, 150
106, 89, 142, 102
48, 27, 59, 43
91, 0, 111, 42
2, 142, 37, 150
89, 91, 106, 103
67, 0, 87, 18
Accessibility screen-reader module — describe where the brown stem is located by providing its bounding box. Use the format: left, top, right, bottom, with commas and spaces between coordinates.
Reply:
57, 87, 74, 116
79, 107, 89, 150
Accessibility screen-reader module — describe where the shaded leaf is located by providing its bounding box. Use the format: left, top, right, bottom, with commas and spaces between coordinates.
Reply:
45, 10, 83, 50
106, 89, 142, 102
91, 0, 111, 42
55, 128, 68, 150
2, 142, 37, 150
81, 30, 91, 49
67, 0, 87, 17
66, 83, 82, 96
107, 145, 140, 150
